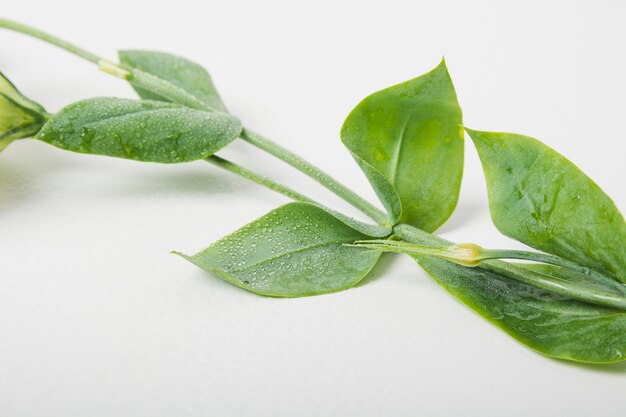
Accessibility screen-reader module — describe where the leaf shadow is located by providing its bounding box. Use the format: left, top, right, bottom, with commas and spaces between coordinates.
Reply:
436, 199, 484, 234
0, 150, 77, 216
357, 252, 398, 287
554, 357, 626, 374
112, 169, 254, 198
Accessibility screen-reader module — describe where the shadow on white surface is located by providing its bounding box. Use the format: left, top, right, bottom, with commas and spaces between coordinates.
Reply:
356, 252, 401, 288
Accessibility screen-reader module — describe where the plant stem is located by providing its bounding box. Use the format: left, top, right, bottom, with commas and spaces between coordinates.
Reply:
392, 224, 626, 310
240, 128, 389, 225
0, 19, 101, 64
479, 249, 623, 292
0, 19, 389, 225
205, 155, 315, 204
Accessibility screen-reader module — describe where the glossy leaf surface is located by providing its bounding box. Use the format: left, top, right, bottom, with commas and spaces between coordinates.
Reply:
179, 203, 383, 297
341, 60, 463, 231
36, 98, 241, 163
396, 224, 626, 363
119, 50, 227, 111
467, 129, 626, 282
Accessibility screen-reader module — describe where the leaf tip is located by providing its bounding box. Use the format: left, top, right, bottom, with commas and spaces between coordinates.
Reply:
434, 56, 451, 77
463, 127, 489, 144
170, 250, 190, 259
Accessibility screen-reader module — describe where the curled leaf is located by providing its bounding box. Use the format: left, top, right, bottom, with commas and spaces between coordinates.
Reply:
0, 71, 48, 151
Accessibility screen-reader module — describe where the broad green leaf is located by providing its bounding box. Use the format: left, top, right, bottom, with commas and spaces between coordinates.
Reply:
36, 98, 241, 163
396, 224, 626, 363
0, 71, 48, 151
421, 257, 626, 363
467, 129, 626, 283
341, 60, 464, 231
178, 202, 384, 297
119, 50, 227, 112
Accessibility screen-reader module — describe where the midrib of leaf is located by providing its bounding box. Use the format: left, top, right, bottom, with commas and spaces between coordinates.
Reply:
83, 106, 182, 128
386, 78, 439, 186
388, 112, 412, 186
229, 235, 365, 273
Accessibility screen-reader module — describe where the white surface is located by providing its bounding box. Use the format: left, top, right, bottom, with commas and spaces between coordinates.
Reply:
1, 0, 625, 416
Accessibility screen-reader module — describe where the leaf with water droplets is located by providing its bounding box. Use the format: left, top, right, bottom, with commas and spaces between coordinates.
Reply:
397, 224, 626, 363
177, 202, 385, 297
119, 50, 227, 112
36, 97, 241, 163
341, 60, 464, 231
467, 129, 626, 283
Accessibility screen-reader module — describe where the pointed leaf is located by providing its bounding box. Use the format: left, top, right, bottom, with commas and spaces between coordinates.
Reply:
396, 224, 626, 363
178, 203, 384, 297
341, 60, 464, 231
119, 50, 227, 112
36, 98, 241, 163
467, 129, 626, 282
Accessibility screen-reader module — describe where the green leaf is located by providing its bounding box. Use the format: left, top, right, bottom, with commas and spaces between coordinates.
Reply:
396, 224, 626, 363
467, 129, 626, 283
0, 71, 48, 151
36, 98, 241, 163
421, 257, 626, 363
119, 50, 227, 112
352, 154, 402, 224
341, 59, 464, 231
178, 202, 385, 297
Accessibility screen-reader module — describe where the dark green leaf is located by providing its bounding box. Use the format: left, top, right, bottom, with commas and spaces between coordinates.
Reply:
341, 60, 464, 231
396, 224, 626, 363
119, 50, 227, 112
178, 202, 385, 297
36, 98, 241, 163
467, 129, 626, 282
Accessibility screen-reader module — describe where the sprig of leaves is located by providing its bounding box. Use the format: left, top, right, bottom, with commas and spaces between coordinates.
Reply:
0, 19, 624, 364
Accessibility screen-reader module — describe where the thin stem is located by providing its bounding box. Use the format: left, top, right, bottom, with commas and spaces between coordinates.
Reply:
240, 128, 389, 226
129, 69, 211, 111
205, 155, 316, 204
483, 249, 614, 281
480, 261, 626, 310
390, 224, 626, 310
0, 19, 390, 225
0, 19, 210, 111
0, 19, 101, 64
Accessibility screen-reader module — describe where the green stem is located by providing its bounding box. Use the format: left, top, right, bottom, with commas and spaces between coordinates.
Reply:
0, 19, 209, 111
127, 68, 212, 111
0, 19, 101, 64
0, 18, 389, 225
480, 249, 622, 291
240, 128, 389, 226
205, 155, 315, 204
389, 224, 626, 310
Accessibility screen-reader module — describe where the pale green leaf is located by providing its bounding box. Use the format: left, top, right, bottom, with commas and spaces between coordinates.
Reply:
119, 50, 227, 111
178, 203, 384, 297
36, 97, 241, 163
341, 60, 464, 231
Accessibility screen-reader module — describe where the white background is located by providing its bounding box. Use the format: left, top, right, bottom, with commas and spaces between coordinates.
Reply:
1, 0, 625, 416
